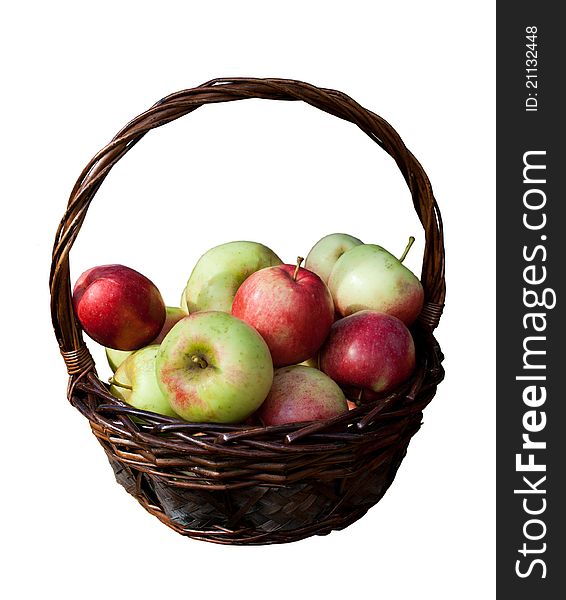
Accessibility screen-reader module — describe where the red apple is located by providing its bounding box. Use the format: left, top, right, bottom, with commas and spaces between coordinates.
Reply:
320, 310, 416, 393
232, 258, 334, 367
73, 264, 166, 351
258, 365, 348, 426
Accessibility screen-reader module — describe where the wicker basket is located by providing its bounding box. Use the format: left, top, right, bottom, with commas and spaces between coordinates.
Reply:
50, 78, 445, 545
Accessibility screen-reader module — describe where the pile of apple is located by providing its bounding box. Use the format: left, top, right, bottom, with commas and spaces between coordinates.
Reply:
72, 233, 423, 426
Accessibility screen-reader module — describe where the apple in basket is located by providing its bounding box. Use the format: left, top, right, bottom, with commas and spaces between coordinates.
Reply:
73, 264, 166, 350
232, 258, 335, 367
305, 232, 363, 284
109, 345, 178, 418
258, 365, 348, 426
328, 237, 424, 325
181, 241, 282, 313
320, 310, 416, 394
106, 306, 187, 371
156, 311, 273, 423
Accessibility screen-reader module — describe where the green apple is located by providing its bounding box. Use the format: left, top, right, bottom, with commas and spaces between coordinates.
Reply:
183, 241, 282, 313
105, 306, 188, 371
156, 311, 274, 423
328, 239, 424, 325
106, 348, 132, 373
109, 345, 179, 418
305, 233, 363, 284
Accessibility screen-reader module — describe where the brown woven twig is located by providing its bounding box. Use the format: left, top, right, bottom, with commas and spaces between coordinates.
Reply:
50, 78, 445, 545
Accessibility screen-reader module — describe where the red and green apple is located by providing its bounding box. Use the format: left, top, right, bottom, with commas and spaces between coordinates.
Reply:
258, 365, 348, 426
156, 311, 273, 423
328, 239, 424, 325
232, 259, 334, 367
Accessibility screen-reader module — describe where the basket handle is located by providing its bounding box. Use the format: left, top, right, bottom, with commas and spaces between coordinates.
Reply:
50, 77, 445, 377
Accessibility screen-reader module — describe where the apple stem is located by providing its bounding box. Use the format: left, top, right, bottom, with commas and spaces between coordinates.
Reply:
108, 377, 132, 391
191, 355, 208, 369
399, 236, 416, 263
293, 256, 304, 281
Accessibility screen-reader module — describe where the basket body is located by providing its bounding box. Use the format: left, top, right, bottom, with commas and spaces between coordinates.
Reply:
51, 78, 445, 545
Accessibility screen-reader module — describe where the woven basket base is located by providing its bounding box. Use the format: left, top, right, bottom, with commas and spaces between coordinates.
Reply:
104, 434, 411, 545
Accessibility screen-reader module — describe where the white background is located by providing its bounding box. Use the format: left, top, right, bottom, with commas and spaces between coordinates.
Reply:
1, 1, 495, 598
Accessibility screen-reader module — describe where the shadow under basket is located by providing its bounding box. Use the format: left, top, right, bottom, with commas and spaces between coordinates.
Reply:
50, 77, 446, 545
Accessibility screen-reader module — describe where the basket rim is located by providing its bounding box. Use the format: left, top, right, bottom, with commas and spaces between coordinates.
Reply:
72, 323, 443, 453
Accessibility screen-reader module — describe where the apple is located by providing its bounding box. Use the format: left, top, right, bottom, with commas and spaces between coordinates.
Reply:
232, 258, 335, 367
73, 264, 166, 350
106, 348, 131, 373
106, 306, 188, 372
156, 311, 273, 423
109, 345, 178, 418
305, 233, 363, 284
328, 238, 424, 325
183, 241, 282, 313
320, 310, 416, 394
258, 365, 348, 426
